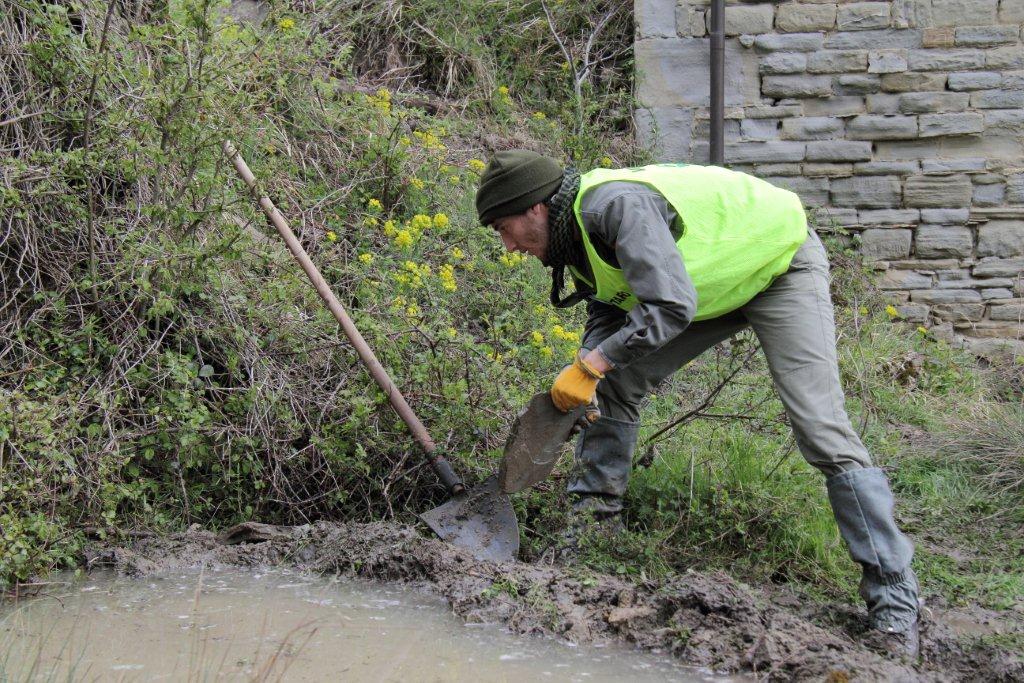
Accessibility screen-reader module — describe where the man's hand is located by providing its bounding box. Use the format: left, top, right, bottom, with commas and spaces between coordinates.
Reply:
551, 351, 606, 412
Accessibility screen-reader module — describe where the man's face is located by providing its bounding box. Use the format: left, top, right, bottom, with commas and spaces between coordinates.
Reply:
492, 203, 550, 263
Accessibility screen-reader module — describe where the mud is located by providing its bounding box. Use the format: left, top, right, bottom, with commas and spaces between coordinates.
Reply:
86, 522, 1024, 682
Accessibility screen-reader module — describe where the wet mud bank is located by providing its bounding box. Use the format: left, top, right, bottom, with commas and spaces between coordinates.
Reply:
89, 522, 1022, 682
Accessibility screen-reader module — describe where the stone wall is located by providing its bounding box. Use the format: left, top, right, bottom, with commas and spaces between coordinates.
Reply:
634, 0, 1024, 355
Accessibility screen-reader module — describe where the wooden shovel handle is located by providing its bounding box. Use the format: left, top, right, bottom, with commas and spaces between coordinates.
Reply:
223, 140, 463, 494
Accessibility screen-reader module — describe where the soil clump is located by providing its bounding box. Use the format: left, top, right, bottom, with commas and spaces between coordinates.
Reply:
87, 521, 1023, 681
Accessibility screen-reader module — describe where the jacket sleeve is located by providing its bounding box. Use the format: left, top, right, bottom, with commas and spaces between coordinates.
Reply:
578, 182, 697, 369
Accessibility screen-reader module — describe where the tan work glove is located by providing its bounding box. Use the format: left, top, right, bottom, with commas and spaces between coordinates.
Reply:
551, 351, 605, 413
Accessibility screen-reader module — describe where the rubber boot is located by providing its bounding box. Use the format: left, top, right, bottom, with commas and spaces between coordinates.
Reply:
826, 467, 920, 657
566, 415, 640, 517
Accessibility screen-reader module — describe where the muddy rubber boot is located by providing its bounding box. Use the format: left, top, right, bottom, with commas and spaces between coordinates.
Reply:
826, 467, 920, 658
566, 415, 640, 516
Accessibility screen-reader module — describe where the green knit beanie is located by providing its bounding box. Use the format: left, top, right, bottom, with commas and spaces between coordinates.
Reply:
475, 150, 564, 225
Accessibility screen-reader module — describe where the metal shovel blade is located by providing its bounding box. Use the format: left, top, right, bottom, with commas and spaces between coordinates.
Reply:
498, 392, 584, 494
418, 474, 519, 562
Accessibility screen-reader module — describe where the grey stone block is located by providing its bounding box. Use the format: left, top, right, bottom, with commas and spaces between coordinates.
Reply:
807, 140, 874, 161
920, 208, 970, 223
918, 112, 985, 137
860, 228, 913, 260
974, 257, 1024, 276
899, 92, 970, 114
760, 52, 808, 74
837, 3, 893, 30
754, 33, 825, 52
715, 4, 775, 36
973, 172, 1005, 184
867, 94, 903, 113
780, 117, 845, 140
990, 301, 1024, 320
879, 270, 933, 288
859, 209, 921, 224
869, 49, 909, 73
910, 288, 983, 302
636, 0, 677, 38
954, 25, 1020, 46
987, 46, 1024, 69
803, 96, 867, 116
776, 4, 838, 32
740, 118, 781, 141
971, 90, 1024, 109
725, 142, 807, 164
831, 175, 903, 207
1005, 72, 1024, 90
744, 105, 803, 119
807, 50, 869, 73
636, 38, 760, 108
815, 207, 861, 226
921, 159, 986, 173
908, 49, 986, 71
836, 74, 882, 94
896, 303, 930, 321
694, 117, 742, 139
947, 72, 1004, 91
974, 183, 1006, 206
922, 26, 956, 47
916, 225, 975, 257
677, 3, 707, 37
982, 288, 1015, 300
804, 162, 854, 177
905, 174, 974, 207
855, 160, 921, 175
635, 107, 697, 162
930, 0, 999, 25
932, 303, 986, 321
847, 114, 919, 139
984, 110, 1024, 135
825, 29, 922, 50
762, 176, 831, 205
1007, 175, 1024, 203
999, 0, 1024, 21
763, 75, 834, 98
964, 337, 1024, 357
755, 163, 804, 176
880, 72, 947, 92
978, 220, 1024, 257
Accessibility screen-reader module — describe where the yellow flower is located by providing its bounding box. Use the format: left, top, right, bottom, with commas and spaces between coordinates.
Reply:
439, 264, 457, 291
399, 135, 412, 147
859, 305, 869, 315
446, 327, 458, 339
277, 17, 295, 30
540, 346, 553, 358
409, 178, 425, 190
325, 230, 337, 242
363, 216, 379, 228
917, 326, 929, 335
497, 85, 509, 96
433, 213, 449, 229
885, 304, 900, 319
599, 156, 613, 168
367, 198, 383, 212
499, 252, 525, 268
410, 214, 432, 232
560, 62, 570, 72
383, 219, 397, 236
533, 304, 546, 315
451, 247, 465, 260
467, 159, 486, 174
358, 253, 373, 264
531, 330, 545, 346
394, 230, 413, 249
449, 175, 460, 184
406, 304, 420, 317
532, 111, 546, 120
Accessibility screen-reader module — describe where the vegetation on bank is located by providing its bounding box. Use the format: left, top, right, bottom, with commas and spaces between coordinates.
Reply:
2, 0, 1021, 620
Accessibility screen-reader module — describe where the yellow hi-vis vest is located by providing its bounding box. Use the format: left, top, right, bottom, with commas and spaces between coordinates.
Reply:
568, 164, 808, 321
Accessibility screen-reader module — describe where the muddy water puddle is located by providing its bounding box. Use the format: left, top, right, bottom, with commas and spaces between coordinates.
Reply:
2, 568, 733, 681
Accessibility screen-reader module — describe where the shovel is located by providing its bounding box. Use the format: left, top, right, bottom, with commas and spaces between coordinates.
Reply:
498, 393, 598, 494
224, 141, 519, 563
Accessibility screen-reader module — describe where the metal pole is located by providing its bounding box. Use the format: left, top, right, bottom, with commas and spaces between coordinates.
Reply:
709, 0, 725, 166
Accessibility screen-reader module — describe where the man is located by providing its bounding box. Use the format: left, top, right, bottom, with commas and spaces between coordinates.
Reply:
475, 149, 920, 656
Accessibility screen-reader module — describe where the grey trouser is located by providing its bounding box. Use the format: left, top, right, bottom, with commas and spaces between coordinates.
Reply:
569, 231, 919, 631
583, 230, 871, 478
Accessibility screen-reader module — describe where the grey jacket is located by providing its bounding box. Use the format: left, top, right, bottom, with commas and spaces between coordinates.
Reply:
573, 181, 697, 369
